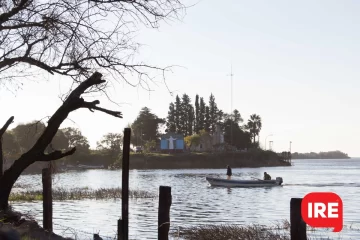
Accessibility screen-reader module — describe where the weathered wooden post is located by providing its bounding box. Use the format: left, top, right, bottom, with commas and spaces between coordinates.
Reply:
42, 167, 52, 232
158, 186, 172, 240
119, 128, 131, 240
290, 198, 306, 240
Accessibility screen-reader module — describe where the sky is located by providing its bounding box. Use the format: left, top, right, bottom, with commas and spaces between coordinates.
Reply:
1, 0, 360, 156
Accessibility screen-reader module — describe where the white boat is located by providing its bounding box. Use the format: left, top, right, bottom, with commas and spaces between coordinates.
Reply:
206, 176, 283, 188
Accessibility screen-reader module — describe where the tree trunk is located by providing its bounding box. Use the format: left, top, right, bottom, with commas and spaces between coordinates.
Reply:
0, 116, 14, 179
0, 154, 32, 209
0, 139, 3, 179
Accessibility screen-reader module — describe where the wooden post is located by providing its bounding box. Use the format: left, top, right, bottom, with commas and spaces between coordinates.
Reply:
117, 219, 123, 240
120, 128, 131, 240
42, 167, 52, 232
158, 186, 172, 240
290, 198, 306, 240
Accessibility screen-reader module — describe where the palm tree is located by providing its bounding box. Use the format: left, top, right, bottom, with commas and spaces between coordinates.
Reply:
246, 114, 262, 147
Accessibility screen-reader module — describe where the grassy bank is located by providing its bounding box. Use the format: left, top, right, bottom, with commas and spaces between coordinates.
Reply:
112, 149, 291, 170
171, 221, 359, 240
10, 187, 156, 202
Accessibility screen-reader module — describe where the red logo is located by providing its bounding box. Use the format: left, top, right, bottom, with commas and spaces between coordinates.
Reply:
301, 192, 343, 232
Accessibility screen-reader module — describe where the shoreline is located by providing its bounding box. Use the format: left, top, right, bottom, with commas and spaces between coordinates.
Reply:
18, 151, 292, 175
0, 208, 73, 240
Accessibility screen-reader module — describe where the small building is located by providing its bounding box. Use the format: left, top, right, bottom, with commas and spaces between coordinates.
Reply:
160, 132, 184, 153
212, 124, 224, 146
191, 132, 213, 152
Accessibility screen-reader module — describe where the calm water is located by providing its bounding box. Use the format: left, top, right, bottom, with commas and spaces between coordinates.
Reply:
12, 159, 360, 239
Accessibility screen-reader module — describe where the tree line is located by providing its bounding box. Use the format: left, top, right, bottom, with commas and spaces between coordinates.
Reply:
2, 121, 122, 167
128, 93, 263, 150
166, 93, 262, 149
291, 151, 350, 159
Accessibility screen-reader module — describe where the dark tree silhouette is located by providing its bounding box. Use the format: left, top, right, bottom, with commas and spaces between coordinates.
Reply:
0, 0, 185, 87
0, 0, 186, 210
0, 73, 122, 209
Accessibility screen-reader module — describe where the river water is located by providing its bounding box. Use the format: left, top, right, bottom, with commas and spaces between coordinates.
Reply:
12, 159, 360, 239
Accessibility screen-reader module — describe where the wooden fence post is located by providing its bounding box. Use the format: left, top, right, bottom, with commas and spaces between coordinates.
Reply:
119, 128, 131, 240
117, 219, 123, 240
158, 186, 172, 240
42, 167, 52, 232
290, 198, 306, 240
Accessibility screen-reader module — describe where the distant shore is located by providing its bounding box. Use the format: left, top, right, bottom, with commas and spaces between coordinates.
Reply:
112, 149, 291, 170
15, 149, 291, 175
291, 151, 350, 160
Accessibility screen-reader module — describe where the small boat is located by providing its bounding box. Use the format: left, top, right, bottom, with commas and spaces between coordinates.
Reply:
206, 176, 283, 188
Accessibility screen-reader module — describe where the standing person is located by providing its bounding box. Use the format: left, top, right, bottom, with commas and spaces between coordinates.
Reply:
226, 165, 232, 180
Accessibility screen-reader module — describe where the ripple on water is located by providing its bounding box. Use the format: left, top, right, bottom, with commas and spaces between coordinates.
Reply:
11, 159, 360, 239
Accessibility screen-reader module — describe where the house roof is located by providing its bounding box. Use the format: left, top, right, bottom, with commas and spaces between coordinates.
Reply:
160, 132, 184, 140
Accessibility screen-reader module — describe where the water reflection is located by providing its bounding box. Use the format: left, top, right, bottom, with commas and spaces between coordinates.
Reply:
12, 159, 360, 239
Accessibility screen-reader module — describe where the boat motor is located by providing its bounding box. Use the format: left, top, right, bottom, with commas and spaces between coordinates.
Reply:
275, 177, 283, 185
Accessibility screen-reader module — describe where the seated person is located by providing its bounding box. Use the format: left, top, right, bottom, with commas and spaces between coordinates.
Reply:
263, 172, 271, 180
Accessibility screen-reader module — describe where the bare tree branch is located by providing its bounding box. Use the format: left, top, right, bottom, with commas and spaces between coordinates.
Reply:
38, 147, 76, 162
0, 116, 14, 137
81, 100, 123, 118
0, 0, 187, 89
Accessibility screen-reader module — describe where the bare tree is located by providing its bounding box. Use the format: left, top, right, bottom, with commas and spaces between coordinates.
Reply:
0, 0, 185, 86
0, 0, 186, 210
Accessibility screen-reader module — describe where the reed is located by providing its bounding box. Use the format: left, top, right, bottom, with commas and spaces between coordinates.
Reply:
9, 187, 156, 201
172, 224, 290, 240
171, 220, 359, 240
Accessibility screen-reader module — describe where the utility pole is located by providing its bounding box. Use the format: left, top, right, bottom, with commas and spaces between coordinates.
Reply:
289, 141, 292, 152
227, 64, 234, 147
265, 134, 273, 150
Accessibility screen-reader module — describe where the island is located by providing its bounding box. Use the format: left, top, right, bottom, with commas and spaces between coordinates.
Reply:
291, 151, 350, 159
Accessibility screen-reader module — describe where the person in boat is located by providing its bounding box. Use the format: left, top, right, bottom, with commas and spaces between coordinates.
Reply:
264, 172, 271, 180
226, 165, 232, 180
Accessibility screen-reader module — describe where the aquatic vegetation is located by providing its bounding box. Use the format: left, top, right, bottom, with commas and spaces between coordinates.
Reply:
9, 187, 156, 202
171, 220, 359, 240
172, 224, 290, 240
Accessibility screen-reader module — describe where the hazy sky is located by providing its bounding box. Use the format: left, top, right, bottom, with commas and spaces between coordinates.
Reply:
1, 0, 360, 156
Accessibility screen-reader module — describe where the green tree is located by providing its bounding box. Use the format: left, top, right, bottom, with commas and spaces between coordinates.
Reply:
96, 133, 122, 159
205, 106, 210, 132
131, 107, 165, 147
174, 95, 182, 134
208, 93, 219, 132
194, 94, 200, 133
199, 97, 206, 131
223, 118, 252, 149
166, 102, 176, 133
188, 105, 195, 136
61, 127, 90, 154
180, 93, 194, 136
180, 94, 190, 135
12, 121, 68, 153
232, 109, 243, 124
2, 132, 19, 158
246, 114, 262, 146
184, 134, 200, 148
144, 140, 156, 152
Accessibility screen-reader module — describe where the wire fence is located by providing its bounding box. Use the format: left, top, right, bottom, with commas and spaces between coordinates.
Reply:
53, 222, 117, 240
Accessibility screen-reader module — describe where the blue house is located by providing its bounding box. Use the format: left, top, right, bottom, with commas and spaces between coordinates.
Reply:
160, 132, 184, 152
